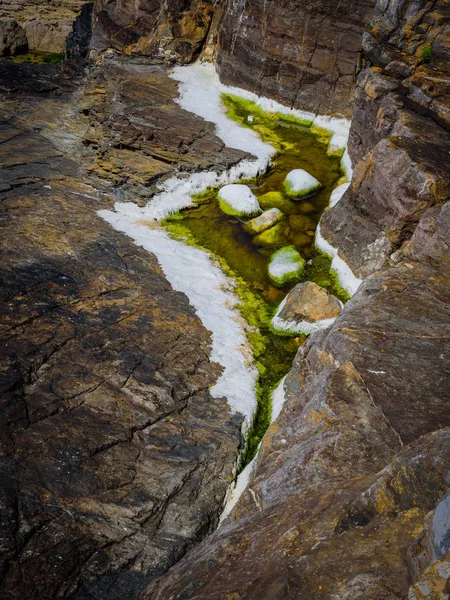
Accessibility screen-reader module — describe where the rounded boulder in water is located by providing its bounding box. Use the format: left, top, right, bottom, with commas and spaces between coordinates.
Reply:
268, 246, 305, 286
218, 184, 262, 218
283, 169, 322, 199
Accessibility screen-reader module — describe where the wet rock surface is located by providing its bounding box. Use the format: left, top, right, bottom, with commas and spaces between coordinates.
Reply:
0, 57, 248, 599
277, 281, 342, 324
142, 0, 450, 598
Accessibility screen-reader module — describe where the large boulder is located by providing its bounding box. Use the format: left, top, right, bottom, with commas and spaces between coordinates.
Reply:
92, 0, 216, 62
0, 18, 27, 56
277, 281, 342, 323
272, 281, 342, 335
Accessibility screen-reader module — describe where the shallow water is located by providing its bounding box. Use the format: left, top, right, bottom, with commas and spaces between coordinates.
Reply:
164, 95, 347, 466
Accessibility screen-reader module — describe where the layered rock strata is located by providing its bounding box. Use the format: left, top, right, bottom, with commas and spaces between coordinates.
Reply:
0, 57, 248, 599
143, 1, 450, 598
0, 0, 88, 53
92, 0, 374, 116
216, 0, 375, 117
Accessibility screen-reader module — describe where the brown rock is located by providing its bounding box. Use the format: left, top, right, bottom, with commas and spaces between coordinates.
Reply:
0, 58, 248, 600
93, 0, 216, 62
277, 281, 342, 323
0, 17, 27, 55
0, 0, 86, 54
216, 0, 374, 116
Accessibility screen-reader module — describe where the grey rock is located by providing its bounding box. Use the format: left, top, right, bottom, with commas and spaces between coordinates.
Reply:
0, 17, 27, 55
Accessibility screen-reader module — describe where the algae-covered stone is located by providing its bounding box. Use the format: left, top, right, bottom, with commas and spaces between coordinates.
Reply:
218, 184, 262, 217
284, 169, 322, 199
258, 191, 295, 214
268, 246, 305, 286
244, 208, 284, 235
288, 214, 316, 231
297, 201, 316, 215
253, 222, 289, 249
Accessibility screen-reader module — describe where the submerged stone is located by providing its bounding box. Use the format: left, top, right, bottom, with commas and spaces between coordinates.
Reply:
272, 281, 342, 335
253, 222, 289, 249
268, 246, 305, 286
258, 191, 295, 214
288, 214, 316, 231
218, 184, 262, 218
284, 169, 322, 199
244, 208, 284, 235
297, 201, 316, 215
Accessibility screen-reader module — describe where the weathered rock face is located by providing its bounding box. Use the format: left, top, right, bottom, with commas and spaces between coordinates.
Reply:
216, 0, 375, 116
1, 0, 450, 598
66, 2, 94, 60
141, 0, 450, 598
0, 57, 249, 599
0, 0, 88, 53
91, 0, 373, 115
321, 0, 450, 279
0, 17, 27, 55
92, 0, 217, 62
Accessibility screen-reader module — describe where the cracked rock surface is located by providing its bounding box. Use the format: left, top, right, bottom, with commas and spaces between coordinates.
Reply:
0, 57, 247, 599
142, 1, 450, 598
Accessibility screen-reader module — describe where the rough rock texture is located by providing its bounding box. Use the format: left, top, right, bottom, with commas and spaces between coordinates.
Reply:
1, 0, 450, 598
0, 17, 27, 56
0, 57, 250, 599
66, 2, 94, 60
320, 0, 450, 279
142, 1, 450, 598
216, 0, 375, 117
0, 0, 87, 53
91, 0, 373, 115
92, 0, 217, 62
277, 281, 342, 323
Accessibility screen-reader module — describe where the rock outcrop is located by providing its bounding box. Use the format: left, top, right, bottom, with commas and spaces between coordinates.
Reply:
91, 0, 374, 116
0, 0, 88, 53
141, 0, 450, 598
216, 0, 375, 116
0, 18, 27, 56
92, 0, 217, 62
0, 57, 248, 599
320, 0, 450, 279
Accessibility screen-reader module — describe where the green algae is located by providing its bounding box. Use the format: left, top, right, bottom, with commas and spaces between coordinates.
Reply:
163, 212, 300, 468
6, 51, 65, 64
268, 246, 305, 287
283, 178, 322, 199
162, 95, 348, 469
217, 195, 262, 218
